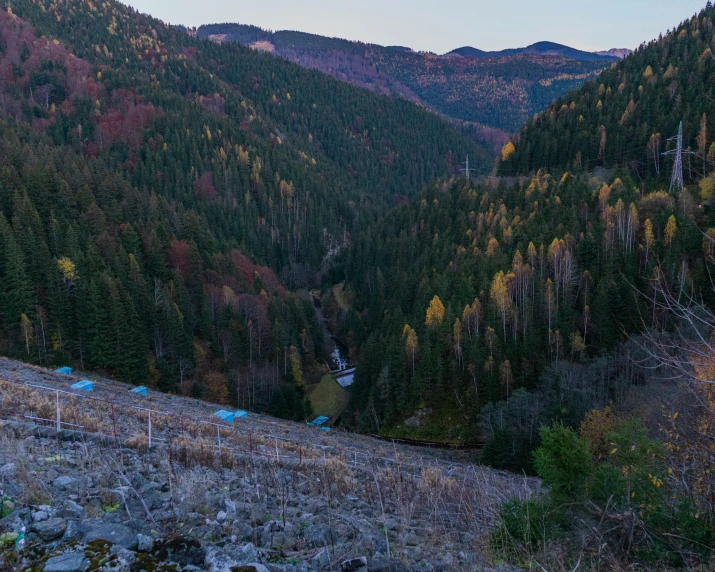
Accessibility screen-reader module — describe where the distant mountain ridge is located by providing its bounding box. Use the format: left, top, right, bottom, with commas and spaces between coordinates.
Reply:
450, 41, 619, 62
498, 4, 715, 176
196, 24, 612, 133
594, 48, 633, 59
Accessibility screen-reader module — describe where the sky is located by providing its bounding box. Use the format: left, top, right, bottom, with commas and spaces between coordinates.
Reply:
122, 0, 708, 54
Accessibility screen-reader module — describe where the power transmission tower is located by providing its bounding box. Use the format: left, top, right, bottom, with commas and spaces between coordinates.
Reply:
460, 155, 476, 183
662, 121, 695, 194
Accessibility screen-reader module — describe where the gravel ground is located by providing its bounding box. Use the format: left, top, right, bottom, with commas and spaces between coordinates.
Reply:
0, 358, 537, 571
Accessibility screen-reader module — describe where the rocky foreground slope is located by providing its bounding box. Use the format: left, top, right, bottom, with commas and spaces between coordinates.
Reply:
0, 359, 536, 571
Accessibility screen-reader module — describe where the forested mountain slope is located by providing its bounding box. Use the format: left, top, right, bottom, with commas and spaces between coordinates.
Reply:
335, 170, 713, 446
500, 4, 715, 177
198, 23, 610, 133
325, 7, 715, 480
0, 0, 487, 414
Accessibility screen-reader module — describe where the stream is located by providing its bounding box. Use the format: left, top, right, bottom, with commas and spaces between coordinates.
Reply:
311, 293, 352, 372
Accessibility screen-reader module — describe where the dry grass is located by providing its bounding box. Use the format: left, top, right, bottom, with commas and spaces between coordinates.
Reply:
0, 371, 538, 561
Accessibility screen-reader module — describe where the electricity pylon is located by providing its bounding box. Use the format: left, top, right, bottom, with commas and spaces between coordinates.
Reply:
663, 121, 695, 194
461, 155, 476, 183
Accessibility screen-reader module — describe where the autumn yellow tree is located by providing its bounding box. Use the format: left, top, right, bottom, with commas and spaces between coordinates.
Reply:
203, 371, 229, 404
289, 346, 304, 388
20, 313, 33, 353
486, 237, 500, 256
501, 141, 516, 162
462, 298, 483, 338
644, 218, 655, 264
699, 173, 715, 202
490, 271, 510, 341
425, 295, 445, 327
403, 324, 418, 376
485, 326, 498, 357
664, 215, 677, 247
57, 257, 76, 285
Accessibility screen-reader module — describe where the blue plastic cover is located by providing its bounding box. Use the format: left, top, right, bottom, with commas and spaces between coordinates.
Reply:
55, 367, 73, 375
130, 386, 148, 395
234, 409, 248, 419
214, 410, 235, 423
319, 427, 331, 432
308, 416, 330, 426
70, 380, 94, 391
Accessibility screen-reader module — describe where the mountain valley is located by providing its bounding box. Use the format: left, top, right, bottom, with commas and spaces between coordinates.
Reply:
0, 0, 714, 570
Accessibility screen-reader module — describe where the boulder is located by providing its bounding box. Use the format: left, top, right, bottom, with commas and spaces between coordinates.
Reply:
52, 476, 76, 491
204, 542, 260, 572
32, 510, 49, 522
83, 523, 138, 550
43, 551, 89, 572
33, 517, 67, 542
57, 500, 84, 520
62, 520, 82, 542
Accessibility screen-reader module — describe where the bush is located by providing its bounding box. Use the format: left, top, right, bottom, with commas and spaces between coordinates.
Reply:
533, 423, 592, 503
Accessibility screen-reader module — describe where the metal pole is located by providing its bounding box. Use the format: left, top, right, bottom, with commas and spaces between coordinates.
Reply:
217, 425, 221, 453
111, 403, 117, 446
148, 410, 152, 448
56, 390, 60, 432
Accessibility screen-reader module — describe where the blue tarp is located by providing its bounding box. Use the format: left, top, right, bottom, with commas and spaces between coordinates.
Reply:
130, 386, 147, 395
55, 367, 73, 375
319, 427, 331, 432
308, 416, 330, 426
234, 409, 248, 419
214, 410, 235, 423
70, 380, 94, 391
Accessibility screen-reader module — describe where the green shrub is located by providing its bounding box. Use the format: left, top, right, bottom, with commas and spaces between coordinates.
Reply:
533, 423, 592, 503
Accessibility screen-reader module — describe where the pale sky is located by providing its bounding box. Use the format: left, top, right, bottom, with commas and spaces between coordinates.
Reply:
122, 0, 708, 54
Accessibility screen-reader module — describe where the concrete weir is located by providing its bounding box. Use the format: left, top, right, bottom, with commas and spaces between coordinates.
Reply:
333, 367, 356, 387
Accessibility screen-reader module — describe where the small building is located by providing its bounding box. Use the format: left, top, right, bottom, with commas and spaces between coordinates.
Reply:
234, 409, 248, 419
55, 367, 73, 375
130, 386, 148, 395
70, 380, 94, 392
214, 410, 235, 423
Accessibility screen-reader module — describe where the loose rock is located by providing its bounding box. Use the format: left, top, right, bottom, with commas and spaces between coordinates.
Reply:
83, 523, 138, 550
33, 517, 67, 542
43, 551, 89, 572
